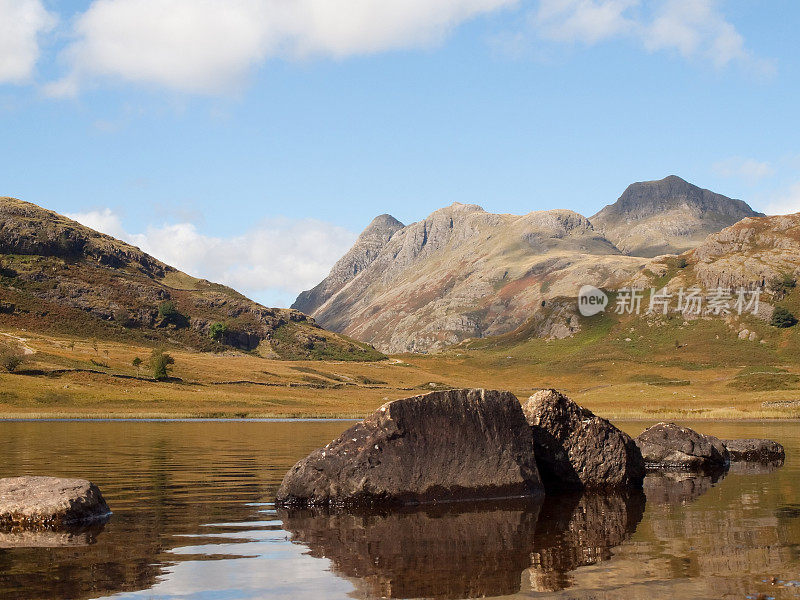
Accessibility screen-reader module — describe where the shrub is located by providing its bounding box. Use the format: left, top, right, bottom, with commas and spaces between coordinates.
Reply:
209, 322, 229, 341
150, 348, 175, 380
676, 257, 688, 269
132, 356, 143, 376
771, 306, 798, 328
0, 347, 25, 373
158, 301, 188, 328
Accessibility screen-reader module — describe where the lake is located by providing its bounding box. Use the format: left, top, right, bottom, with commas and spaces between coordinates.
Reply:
0, 419, 798, 600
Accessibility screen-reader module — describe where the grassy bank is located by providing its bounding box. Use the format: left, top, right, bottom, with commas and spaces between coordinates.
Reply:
2, 326, 800, 420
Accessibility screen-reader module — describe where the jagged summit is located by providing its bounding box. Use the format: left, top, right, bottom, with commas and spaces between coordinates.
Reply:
591, 175, 762, 257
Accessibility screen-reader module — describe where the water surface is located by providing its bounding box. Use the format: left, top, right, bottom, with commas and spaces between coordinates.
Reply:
0, 420, 798, 599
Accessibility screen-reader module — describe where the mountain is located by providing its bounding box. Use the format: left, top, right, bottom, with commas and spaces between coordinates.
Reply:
296, 176, 764, 353
295, 202, 645, 353
293, 214, 404, 316
0, 197, 383, 361
591, 175, 763, 257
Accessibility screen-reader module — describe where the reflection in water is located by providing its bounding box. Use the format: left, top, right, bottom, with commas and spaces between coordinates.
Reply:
0, 420, 797, 600
524, 490, 646, 593
281, 500, 542, 599
643, 471, 722, 505
281, 490, 645, 599
0, 521, 107, 548
730, 460, 785, 476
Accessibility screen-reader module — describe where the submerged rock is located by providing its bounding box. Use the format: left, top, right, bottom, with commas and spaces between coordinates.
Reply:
275, 389, 544, 507
522, 389, 644, 491
0, 476, 110, 529
722, 438, 785, 463
635, 423, 729, 472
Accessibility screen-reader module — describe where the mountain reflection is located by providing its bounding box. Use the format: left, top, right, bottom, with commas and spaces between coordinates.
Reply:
280, 490, 646, 599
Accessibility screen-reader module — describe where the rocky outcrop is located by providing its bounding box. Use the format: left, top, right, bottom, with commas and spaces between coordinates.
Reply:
522, 389, 644, 491
0, 476, 110, 528
591, 175, 762, 257
635, 423, 729, 472
275, 389, 544, 507
689, 213, 800, 290
292, 214, 404, 315
723, 438, 785, 463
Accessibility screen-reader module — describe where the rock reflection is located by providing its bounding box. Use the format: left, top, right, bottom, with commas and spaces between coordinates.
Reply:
0, 520, 107, 548
523, 490, 647, 593
729, 460, 784, 476
281, 490, 646, 599
643, 472, 722, 505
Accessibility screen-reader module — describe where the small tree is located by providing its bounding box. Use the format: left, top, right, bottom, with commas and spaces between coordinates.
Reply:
771, 306, 798, 328
150, 349, 175, 381
132, 356, 143, 377
0, 347, 25, 373
209, 322, 228, 341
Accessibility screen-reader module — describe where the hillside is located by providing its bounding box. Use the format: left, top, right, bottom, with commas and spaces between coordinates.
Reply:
591, 175, 762, 257
0, 197, 383, 361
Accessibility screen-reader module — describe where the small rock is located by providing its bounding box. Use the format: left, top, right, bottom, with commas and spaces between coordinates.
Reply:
276, 389, 544, 507
723, 439, 785, 463
635, 422, 729, 472
0, 476, 110, 529
522, 389, 644, 491
738, 329, 750, 340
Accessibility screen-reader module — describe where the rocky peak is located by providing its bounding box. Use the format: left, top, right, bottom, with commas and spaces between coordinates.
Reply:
591, 176, 762, 257
292, 213, 404, 315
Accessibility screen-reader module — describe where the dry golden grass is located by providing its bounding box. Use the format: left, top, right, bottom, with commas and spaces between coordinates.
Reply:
2, 326, 800, 420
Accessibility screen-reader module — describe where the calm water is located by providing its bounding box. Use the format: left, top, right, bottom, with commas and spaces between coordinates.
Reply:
0, 420, 798, 600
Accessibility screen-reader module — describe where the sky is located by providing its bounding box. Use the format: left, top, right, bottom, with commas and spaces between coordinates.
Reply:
1, 0, 799, 307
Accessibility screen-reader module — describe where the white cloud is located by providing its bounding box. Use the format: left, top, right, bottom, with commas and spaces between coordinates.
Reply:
48, 0, 518, 96
65, 208, 355, 308
534, 0, 637, 44
763, 183, 800, 217
712, 157, 775, 183
0, 0, 57, 84
531, 0, 770, 73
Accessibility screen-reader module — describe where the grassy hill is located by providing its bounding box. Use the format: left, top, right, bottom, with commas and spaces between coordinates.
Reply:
0, 197, 383, 362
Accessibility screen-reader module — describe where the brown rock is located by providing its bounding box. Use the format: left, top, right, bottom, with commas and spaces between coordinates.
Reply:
522, 389, 644, 490
636, 422, 729, 472
0, 476, 110, 529
275, 389, 544, 507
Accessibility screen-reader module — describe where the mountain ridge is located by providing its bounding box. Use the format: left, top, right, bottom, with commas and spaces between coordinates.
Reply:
296, 176, 763, 353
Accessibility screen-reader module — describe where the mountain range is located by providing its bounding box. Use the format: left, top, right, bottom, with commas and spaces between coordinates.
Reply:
294, 176, 767, 353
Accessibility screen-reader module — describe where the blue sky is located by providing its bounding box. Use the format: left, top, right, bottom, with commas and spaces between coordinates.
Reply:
2, 0, 799, 307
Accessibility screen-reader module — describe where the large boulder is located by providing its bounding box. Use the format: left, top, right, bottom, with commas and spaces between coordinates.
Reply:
521, 389, 644, 491
722, 438, 785, 463
276, 389, 544, 507
0, 476, 110, 529
636, 423, 729, 472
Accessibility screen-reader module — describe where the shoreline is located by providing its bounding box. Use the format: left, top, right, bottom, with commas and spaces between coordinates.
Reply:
2, 412, 800, 423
